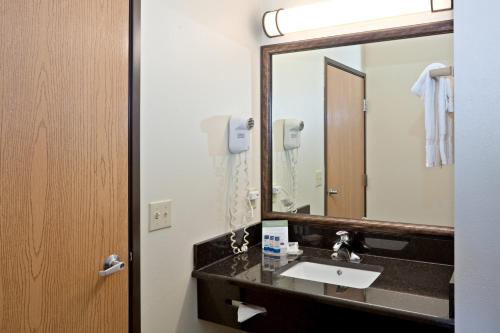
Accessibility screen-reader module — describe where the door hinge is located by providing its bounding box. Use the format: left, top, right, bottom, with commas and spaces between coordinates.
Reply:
364, 174, 368, 187
363, 99, 367, 112
129, 251, 133, 262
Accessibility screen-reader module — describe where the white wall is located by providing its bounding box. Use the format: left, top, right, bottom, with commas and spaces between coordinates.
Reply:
454, 1, 500, 332
141, 1, 261, 332
271, 47, 363, 215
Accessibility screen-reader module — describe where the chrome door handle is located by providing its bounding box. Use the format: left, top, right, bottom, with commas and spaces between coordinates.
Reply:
99, 254, 125, 277
328, 188, 339, 196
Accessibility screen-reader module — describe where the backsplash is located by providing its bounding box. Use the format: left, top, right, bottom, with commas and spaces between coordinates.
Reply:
288, 221, 454, 265
193, 222, 262, 270
194, 220, 453, 269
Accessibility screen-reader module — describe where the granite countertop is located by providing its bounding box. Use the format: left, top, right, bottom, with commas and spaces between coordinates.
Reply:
192, 245, 454, 328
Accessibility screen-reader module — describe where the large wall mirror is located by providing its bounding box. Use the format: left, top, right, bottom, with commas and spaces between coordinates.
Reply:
261, 21, 454, 236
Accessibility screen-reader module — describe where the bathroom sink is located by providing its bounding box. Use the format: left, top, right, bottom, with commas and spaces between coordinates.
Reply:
279, 258, 383, 289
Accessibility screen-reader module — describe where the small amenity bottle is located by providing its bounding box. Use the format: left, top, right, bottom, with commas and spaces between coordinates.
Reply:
263, 235, 270, 252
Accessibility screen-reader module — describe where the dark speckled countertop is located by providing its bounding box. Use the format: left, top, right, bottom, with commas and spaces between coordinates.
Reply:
192, 245, 454, 328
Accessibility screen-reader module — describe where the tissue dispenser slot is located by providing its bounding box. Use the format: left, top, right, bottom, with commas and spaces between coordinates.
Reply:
228, 300, 267, 323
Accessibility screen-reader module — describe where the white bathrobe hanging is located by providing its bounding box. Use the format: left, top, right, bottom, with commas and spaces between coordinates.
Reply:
411, 63, 454, 167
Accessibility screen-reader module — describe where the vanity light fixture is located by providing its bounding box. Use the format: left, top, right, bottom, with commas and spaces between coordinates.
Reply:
262, 0, 453, 38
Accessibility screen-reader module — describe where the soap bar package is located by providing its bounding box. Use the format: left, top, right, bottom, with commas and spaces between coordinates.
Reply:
262, 220, 288, 255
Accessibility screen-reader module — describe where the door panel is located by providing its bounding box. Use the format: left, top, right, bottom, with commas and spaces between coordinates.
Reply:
0, 1, 129, 332
326, 64, 365, 219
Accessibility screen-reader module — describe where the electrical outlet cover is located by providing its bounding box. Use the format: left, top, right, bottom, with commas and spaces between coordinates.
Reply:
149, 200, 172, 232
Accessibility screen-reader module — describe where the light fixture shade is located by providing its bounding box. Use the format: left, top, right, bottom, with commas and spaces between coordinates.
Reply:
262, 9, 283, 38
431, 0, 454, 12
262, 0, 453, 38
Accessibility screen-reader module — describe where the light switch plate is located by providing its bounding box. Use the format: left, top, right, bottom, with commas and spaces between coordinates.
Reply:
149, 200, 172, 232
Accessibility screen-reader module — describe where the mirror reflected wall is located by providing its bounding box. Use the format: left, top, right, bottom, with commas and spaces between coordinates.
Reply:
270, 32, 454, 227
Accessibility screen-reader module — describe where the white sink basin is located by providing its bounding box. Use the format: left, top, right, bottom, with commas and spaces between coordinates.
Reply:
280, 261, 382, 289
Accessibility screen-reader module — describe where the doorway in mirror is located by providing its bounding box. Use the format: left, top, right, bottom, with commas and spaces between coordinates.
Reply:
324, 59, 366, 219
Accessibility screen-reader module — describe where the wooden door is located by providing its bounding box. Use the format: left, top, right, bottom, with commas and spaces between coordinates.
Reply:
0, 1, 130, 332
325, 59, 366, 219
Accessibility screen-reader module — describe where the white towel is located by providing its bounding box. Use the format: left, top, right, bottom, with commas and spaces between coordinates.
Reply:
411, 63, 454, 167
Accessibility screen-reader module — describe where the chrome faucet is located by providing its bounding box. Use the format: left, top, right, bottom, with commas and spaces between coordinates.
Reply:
332, 231, 361, 263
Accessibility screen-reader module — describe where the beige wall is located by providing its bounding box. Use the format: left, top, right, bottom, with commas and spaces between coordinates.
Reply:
364, 34, 454, 226
141, 0, 260, 332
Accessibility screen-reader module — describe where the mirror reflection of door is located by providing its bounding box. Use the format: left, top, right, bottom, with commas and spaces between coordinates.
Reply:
325, 58, 366, 219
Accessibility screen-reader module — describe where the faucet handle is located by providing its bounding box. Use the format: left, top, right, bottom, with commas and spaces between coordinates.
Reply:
333, 231, 350, 252
336, 230, 350, 243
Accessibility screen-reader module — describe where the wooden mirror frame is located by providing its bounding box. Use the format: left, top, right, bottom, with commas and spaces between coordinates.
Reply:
261, 20, 454, 237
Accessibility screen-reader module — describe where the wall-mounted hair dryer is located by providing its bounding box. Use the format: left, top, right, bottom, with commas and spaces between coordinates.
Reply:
227, 115, 255, 254
229, 116, 255, 154
283, 119, 304, 150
